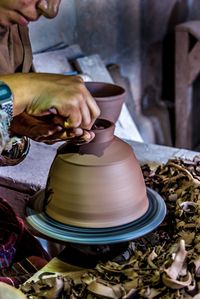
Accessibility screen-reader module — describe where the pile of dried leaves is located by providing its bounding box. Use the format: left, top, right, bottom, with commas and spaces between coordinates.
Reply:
21, 157, 200, 299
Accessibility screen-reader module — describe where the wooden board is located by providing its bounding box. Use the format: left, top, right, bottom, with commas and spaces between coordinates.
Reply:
75, 54, 143, 142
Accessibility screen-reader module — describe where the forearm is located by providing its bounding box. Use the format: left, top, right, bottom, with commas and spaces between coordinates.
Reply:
0, 72, 100, 129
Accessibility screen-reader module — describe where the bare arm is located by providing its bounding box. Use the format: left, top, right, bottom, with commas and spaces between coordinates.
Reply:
0, 73, 100, 143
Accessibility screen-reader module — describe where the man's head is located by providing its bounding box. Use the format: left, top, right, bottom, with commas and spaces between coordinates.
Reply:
0, 0, 61, 27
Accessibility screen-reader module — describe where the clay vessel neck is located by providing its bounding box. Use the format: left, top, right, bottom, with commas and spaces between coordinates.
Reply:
57, 119, 115, 157
80, 119, 115, 156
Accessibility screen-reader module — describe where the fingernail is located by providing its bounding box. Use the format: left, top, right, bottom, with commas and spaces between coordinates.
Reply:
84, 132, 91, 140
56, 126, 63, 131
75, 128, 83, 136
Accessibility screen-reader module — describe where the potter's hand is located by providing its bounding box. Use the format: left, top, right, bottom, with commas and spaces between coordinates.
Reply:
19, 74, 99, 130
10, 112, 95, 144
1, 73, 100, 130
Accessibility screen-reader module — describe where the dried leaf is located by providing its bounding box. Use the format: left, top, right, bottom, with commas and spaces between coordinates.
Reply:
87, 281, 122, 299
162, 272, 192, 289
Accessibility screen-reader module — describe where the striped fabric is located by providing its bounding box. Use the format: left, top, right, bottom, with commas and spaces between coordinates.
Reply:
0, 256, 47, 287
0, 197, 49, 287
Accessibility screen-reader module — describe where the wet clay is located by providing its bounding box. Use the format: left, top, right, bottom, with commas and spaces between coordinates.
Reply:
85, 81, 125, 123
44, 119, 149, 228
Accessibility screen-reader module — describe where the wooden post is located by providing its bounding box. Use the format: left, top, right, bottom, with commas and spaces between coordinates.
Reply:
175, 21, 200, 149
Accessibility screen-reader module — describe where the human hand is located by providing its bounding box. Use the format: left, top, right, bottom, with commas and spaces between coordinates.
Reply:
7, 73, 100, 130
10, 112, 95, 144
1, 73, 100, 143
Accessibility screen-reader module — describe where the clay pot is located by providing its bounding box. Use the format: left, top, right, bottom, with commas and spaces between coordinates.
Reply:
85, 82, 125, 123
43, 119, 149, 228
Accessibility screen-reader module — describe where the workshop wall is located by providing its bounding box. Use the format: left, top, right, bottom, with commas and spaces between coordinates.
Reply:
29, 0, 141, 114
140, 0, 200, 148
29, 0, 200, 147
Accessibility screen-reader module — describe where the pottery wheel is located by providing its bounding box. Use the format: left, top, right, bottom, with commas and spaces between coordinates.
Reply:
26, 188, 166, 245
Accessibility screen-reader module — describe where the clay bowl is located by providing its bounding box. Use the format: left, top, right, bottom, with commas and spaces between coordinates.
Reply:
43, 119, 149, 229
85, 82, 125, 123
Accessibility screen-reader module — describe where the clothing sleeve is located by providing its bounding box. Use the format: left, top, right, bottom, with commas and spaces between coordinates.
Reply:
0, 110, 10, 155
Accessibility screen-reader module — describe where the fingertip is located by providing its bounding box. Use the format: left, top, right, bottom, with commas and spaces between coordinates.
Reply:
67, 116, 82, 129
56, 126, 63, 132
81, 130, 95, 142
73, 128, 83, 136
90, 131, 95, 140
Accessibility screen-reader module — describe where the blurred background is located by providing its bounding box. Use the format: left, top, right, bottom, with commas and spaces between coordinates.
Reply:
29, 0, 200, 150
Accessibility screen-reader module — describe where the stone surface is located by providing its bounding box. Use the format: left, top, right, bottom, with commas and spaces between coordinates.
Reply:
0, 140, 60, 193
128, 140, 199, 165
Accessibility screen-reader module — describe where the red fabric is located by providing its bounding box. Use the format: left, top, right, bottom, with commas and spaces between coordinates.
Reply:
0, 198, 49, 287
0, 256, 48, 287
0, 198, 24, 269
